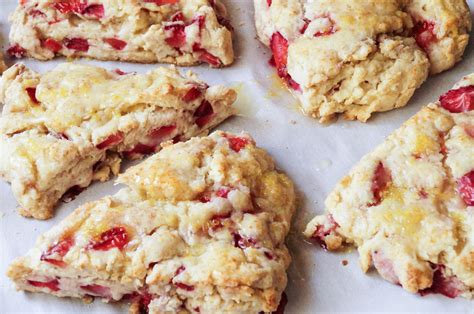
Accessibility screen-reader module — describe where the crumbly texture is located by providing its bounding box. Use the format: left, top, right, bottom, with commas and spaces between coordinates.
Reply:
0, 63, 236, 220
254, 0, 471, 122
0, 52, 6, 73
7, 131, 296, 314
9, 0, 234, 67
304, 75, 474, 298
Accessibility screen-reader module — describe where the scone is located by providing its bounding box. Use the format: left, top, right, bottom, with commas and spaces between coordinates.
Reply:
254, 0, 471, 122
0, 52, 6, 73
0, 63, 236, 220
304, 75, 474, 298
7, 131, 296, 313
8, 0, 233, 67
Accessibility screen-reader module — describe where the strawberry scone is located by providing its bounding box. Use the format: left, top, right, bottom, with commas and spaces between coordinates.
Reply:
304, 75, 474, 298
7, 131, 296, 313
0, 63, 236, 220
254, 0, 471, 122
8, 0, 233, 67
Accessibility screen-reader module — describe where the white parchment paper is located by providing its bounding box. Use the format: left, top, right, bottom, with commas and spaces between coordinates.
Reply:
0, 1, 473, 313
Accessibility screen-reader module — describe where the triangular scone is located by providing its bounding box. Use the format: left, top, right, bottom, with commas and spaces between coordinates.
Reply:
8, 0, 233, 67
0, 63, 236, 220
7, 131, 296, 313
254, 0, 471, 122
304, 75, 474, 298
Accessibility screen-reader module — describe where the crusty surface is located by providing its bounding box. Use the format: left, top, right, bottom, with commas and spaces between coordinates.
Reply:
254, 0, 471, 122
9, 0, 233, 67
7, 131, 296, 314
304, 75, 474, 298
0, 63, 236, 219
0, 52, 6, 73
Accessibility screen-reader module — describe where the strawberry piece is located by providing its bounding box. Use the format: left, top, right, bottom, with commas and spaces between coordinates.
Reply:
264, 251, 275, 260
7, 44, 26, 58
458, 170, 474, 206
182, 86, 203, 102
413, 20, 437, 51
194, 100, 214, 127
192, 15, 206, 29
40, 237, 75, 268
420, 264, 464, 298
164, 24, 186, 48
216, 187, 230, 198
104, 38, 127, 50
311, 214, 339, 250
139, 291, 154, 313
369, 162, 391, 207
87, 226, 129, 251
53, 0, 87, 14
144, 0, 179, 5
42, 38, 62, 53
372, 251, 399, 284
175, 282, 195, 291
198, 50, 222, 67
439, 85, 474, 113
80, 284, 111, 298
224, 134, 251, 153
124, 143, 156, 158
149, 125, 177, 140
233, 233, 257, 249
198, 193, 211, 203
27, 279, 60, 292
267, 0, 272, 6
270, 32, 300, 91
29, 9, 46, 17
26, 88, 39, 104
170, 11, 185, 22
63, 37, 89, 52
83, 4, 104, 18
96, 132, 124, 149
300, 18, 311, 34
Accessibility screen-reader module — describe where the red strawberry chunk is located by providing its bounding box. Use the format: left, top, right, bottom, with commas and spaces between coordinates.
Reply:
369, 162, 392, 207
170, 11, 185, 22
208, 212, 231, 231
420, 265, 465, 298
42, 38, 62, 53
165, 24, 186, 48
29, 9, 46, 17
83, 4, 104, 18
192, 15, 206, 29
182, 86, 203, 102
104, 38, 127, 50
439, 85, 474, 113
198, 50, 222, 67
175, 282, 195, 291
413, 20, 437, 51
311, 214, 339, 250
216, 187, 231, 198
53, 0, 87, 14
149, 125, 177, 140
96, 132, 124, 150
194, 100, 214, 127
7, 44, 26, 58
80, 284, 111, 298
458, 170, 474, 206
233, 233, 257, 249
40, 237, 75, 267
26, 88, 39, 104
270, 32, 301, 91
63, 37, 89, 52
224, 134, 251, 153
27, 279, 60, 292
144, 0, 179, 5
124, 143, 156, 158
267, 0, 272, 6
87, 226, 129, 251
273, 292, 288, 314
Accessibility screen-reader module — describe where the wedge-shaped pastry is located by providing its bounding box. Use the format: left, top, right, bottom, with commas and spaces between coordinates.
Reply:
304, 75, 474, 298
7, 131, 296, 313
254, 0, 471, 122
8, 0, 233, 67
0, 63, 236, 219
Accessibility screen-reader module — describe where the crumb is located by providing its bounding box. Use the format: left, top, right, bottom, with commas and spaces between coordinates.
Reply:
290, 120, 297, 125
342, 260, 348, 266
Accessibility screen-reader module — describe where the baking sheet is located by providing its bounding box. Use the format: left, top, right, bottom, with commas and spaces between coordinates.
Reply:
0, 1, 473, 313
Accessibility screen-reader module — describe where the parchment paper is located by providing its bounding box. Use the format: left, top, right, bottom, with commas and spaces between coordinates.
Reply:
1, 1, 473, 313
